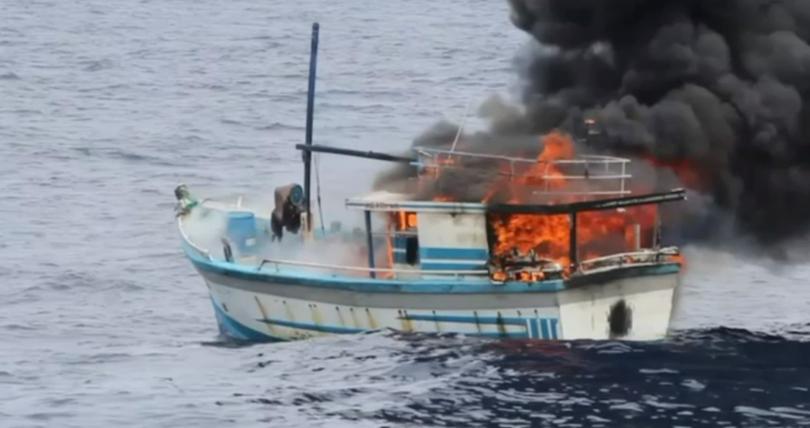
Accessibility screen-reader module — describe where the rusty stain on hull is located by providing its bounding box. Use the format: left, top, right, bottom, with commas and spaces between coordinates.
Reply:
335, 306, 347, 327
399, 309, 414, 332
310, 303, 324, 331
496, 311, 507, 336
365, 308, 378, 330
349, 307, 360, 329
282, 300, 295, 322
253, 296, 277, 336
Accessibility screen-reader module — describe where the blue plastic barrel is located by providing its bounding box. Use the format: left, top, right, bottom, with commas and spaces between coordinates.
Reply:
226, 211, 257, 253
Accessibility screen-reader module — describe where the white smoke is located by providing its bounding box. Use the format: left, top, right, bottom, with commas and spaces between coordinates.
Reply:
181, 192, 374, 273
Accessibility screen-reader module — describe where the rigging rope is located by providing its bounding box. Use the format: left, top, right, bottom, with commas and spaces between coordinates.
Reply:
314, 152, 326, 234
449, 98, 473, 153
449, 20, 505, 154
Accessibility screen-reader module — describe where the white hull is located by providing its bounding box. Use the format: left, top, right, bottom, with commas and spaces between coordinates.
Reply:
200, 267, 678, 341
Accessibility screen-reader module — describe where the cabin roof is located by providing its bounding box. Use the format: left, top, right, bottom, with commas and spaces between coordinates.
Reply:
345, 189, 687, 215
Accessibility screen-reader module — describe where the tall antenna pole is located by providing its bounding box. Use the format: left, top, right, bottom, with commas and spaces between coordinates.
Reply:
303, 22, 319, 231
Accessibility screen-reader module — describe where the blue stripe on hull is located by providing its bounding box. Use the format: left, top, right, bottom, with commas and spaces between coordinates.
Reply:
401, 313, 560, 340
529, 319, 539, 339
257, 317, 364, 334
211, 296, 561, 342
540, 318, 550, 339
211, 300, 283, 342
401, 314, 528, 327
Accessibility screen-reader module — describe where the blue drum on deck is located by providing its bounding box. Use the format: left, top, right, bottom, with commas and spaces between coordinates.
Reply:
226, 211, 257, 253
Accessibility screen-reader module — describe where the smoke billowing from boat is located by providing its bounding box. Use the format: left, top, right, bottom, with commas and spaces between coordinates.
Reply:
182, 194, 371, 269
378, 0, 810, 246
183, 208, 229, 259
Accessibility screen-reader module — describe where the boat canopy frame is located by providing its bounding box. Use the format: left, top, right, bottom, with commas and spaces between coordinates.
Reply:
347, 188, 686, 273
346, 189, 685, 214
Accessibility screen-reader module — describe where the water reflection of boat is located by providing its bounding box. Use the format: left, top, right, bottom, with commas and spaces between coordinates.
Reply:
174, 23, 686, 342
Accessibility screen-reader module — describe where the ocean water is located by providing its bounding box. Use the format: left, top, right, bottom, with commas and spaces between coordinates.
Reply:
2, 0, 810, 427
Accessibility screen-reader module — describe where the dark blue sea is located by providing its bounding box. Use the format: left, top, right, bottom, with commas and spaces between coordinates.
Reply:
2, 0, 810, 426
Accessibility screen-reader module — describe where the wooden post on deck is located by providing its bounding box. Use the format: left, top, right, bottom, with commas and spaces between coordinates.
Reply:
364, 210, 376, 279
569, 211, 578, 271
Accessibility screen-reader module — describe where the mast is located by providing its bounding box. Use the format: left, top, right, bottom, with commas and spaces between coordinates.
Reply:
303, 22, 319, 231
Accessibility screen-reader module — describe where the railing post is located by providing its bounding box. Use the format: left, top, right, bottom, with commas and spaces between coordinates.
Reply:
364, 210, 376, 279
620, 161, 626, 194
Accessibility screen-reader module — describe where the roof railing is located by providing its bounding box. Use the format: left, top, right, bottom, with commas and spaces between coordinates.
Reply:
415, 146, 632, 198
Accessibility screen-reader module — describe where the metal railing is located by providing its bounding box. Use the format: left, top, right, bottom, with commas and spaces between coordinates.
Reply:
415, 146, 632, 197
177, 216, 212, 260
578, 247, 680, 273
256, 258, 488, 279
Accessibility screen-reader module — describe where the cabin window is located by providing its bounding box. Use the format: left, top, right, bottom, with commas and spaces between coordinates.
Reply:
405, 236, 419, 265
390, 211, 419, 267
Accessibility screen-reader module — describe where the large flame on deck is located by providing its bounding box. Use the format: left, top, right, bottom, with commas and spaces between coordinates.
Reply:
490, 213, 571, 266
483, 131, 579, 202
485, 131, 659, 270
518, 131, 575, 189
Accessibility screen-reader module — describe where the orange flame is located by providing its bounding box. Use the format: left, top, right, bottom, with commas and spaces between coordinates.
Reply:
394, 211, 418, 231
483, 131, 576, 203
518, 131, 575, 189
490, 213, 571, 267
428, 129, 679, 279
487, 131, 660, 274
490, 208, 658, 271
671, 253, 687, 271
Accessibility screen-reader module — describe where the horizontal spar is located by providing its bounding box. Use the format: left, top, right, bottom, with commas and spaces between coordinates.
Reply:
295, 144, 416, 163
487, 188, 687, 215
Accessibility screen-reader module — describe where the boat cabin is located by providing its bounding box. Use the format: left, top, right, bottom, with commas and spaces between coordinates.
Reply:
347, 192, 492, 277
344, 185, 684, 283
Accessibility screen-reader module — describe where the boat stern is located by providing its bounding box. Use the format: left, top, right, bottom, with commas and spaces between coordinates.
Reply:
558, 263, 680, 340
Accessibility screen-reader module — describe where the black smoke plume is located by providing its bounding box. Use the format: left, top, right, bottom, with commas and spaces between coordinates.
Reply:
379, 0, 810, 246
506, 0, 810, 244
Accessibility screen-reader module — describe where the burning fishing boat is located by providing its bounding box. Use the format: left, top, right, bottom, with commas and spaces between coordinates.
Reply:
175, 24, 686, 342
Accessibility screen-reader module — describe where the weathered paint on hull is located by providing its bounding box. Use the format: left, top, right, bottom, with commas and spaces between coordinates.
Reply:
199, 268, 678, 342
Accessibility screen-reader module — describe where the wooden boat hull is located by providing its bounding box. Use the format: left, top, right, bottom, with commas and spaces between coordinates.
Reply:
188, 249, 680, 342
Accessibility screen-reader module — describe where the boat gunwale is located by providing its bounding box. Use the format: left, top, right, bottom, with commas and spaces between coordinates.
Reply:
180, 242, 680, 296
